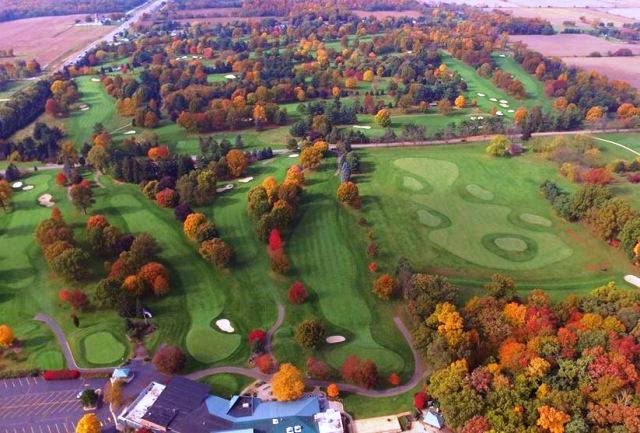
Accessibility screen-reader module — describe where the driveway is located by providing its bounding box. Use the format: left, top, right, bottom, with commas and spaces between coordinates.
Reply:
0, 376, 116, 433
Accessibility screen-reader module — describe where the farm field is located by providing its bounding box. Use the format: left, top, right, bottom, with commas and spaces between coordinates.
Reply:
0, 15, 114, 69
509, 34, 640, 57
502, 7, 636, 29
562, 56, 640, 89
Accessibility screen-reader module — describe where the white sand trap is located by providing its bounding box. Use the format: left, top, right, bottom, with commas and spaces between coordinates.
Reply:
38, 193, 55, 208
499, 54, 506, 57
477, 116, 484, 120
216, 184, 234, 193
403, 176, 423, 191
225, 74, 237, 79
499, 99, 508, 104
326, 335, 345, 344
238, 177, 254, 183
353, 125, 372, 129
288, 153, 299, 158
508, 109, 515, 113
91, 78, 101, 82
81, 107, 89, 111
495, 237, 528, 252
496, 111, 504, 116
489, 97, 498, 102
215, 319, 235, 333
625, 275, 640, 288
11, 181, 23, 189
466, 184, 494, 200
417, 210, 441, 227
476, 93, 486, 97
123, 130, 136, 135
520, 213, 552, 227
500, 104, 509, 108
0, 98, 10, 102
22, 185, 34, 191
79, 104, 88, 109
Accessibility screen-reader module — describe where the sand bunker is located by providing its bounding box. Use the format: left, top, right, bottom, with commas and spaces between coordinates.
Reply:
520, 213, 552, 227
508, 109, 515, 113
466, 184, 494, 201
225, 74, 237, 79
625, 275, 640, 288
22, 185, 34, 191
11, 181, 23, 189
81, 107, 89, 111
417, 209, 441, 228
496, 111, 504, 116
489, 97, 498, 102
288, 153, 299, 158
123, 130, 136, 135
353, 125, 372, 129
215, 319, 235, 333
499, 54, 506, 57
499, 100, 509, 104
238, 177, 254, 183
216, 184, 234, 193
91, 78, 101, 82
476, 92, 486, 97
494, 237, 528, 252
38, 193, 55, 208
326, 335, 345, 344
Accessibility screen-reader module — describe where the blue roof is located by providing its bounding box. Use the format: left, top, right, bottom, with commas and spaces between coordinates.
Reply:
112, 368, 131, 378
206, 396, 321, 423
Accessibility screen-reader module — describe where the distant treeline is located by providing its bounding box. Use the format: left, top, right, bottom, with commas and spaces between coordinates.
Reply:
0, 0, 146, 22
0, 79, 51, 139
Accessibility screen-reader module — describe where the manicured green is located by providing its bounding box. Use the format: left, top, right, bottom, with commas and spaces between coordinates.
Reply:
82, 331, 127, 365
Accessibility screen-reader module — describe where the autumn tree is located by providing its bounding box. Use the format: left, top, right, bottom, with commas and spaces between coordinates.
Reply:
372, 274, 398, 300
199, 238, 234, 268
374, 108, 391, 127
87, 145, 109, 174
76, 414, 101, 433
337, 181, 360, 207
455, 95, 466, 109
437, 98, 452, 115
327, 383, 339, 398
300, 146, 322, 170
69, 184, 94, 214
152, 345, 185, 374
272, 363, 305, 401
585, 106, 605, 126
226, 149, 248, 178
341, 355, 378, 389
294, 320, 326, 349
287, 281, 308, 304
0, 324, 14, 347
537, 406, 570, 433
183, 212, 206, 240
486, 135, 511, 157
0, 180, 13, 211
484, 273, 516, 300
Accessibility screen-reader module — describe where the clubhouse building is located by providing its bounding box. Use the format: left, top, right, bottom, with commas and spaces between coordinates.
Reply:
117, 376, 345, 433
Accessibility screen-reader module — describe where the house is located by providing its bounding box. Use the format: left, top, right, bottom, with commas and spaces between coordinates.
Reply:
422, 410, 444, 430
111, 368, 135, 384
117, 377, 344, 433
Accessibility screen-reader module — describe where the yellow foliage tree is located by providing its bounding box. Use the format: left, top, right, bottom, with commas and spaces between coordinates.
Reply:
454, 95, 466, 109
300, 147, 323, 170
527, 357, 550, 378
374, 108, 391, 127
429, 303, 464, 347
0, 324, 15, 347
76, 413, 102, 433
345, 77, 357, 89
262, 176, 279, 203
285, 165, 305, 185
503, 302, 526, 327
183, 212, 207, 240
537, 406, 570, 433
585, 106, 605, 123
363, 70, 374, 82
272, 363, 305, 401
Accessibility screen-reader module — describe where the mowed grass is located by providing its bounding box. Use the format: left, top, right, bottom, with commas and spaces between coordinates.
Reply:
355, 144, 634, 298
200, 373, 255, 398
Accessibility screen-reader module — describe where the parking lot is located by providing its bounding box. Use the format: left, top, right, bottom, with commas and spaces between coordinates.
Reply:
0, 376, 115, 433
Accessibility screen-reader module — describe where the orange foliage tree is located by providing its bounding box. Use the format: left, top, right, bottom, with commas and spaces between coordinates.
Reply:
327, 383, 339, 398
272, 363, 305, 401
0, 324, 15, 347
226, 149, 248, 178
372, 274, 398, 300
300, 147, 323, 170
537, 406, 570, 433
183, 212, 206, 240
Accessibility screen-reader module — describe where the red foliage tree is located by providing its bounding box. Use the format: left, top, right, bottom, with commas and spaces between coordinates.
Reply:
68, 289, 89, 311
388, 373, 401, 386
152, 345, 185, 374
155, 188, 178, 208
255, 354, 275, 374
287, 281, 308, 305
268, 229, 283, 252
414, 391, 427, 409
58, 288, 71, 303
55, 172, 68, 187
306, 357, 331, 380
86, 214, 109, 231
460, 416, 491, 433
148, 146, 170, 161
583, 168, 614, 185
341, 355, 378, 389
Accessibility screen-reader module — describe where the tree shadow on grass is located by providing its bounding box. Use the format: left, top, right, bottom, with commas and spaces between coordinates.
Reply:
0, 267, 34, 284
0, 224, 36, 237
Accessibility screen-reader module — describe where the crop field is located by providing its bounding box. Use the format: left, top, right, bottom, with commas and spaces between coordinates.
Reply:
509, 34, 640, 57
562, 56, 640, 89
0, 15, 114, 69
503, 7, 635, 29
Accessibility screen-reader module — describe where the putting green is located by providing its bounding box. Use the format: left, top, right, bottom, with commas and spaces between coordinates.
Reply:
82, 332, 127, 365
417, 209, 442, 227
495, 237, 528, 252
186, 327, 241, 363
396, 157, 573, 270
520, 213, 552, 227
323, 334, 406, 374
465, 184, 494, 201
402, 176, 423, 192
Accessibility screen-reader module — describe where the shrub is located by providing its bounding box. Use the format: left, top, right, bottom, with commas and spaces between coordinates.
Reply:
294, 320, 326, 349
43, 370, 81, 381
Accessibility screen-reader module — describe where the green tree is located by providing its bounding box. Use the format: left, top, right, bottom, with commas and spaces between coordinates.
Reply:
407, 274, 459, 322
94, 278, 122, 309
570, 185, 610, 219
587, 198, 638, 241
50, 247, 89, 281
484, 273, 516, 300
247, 186, 271, 221
87, 145, 109, 174
294, 320, 326, 350
485, 135, 511, 157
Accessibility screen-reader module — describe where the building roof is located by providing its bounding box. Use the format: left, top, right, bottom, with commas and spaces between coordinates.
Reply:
423, 410, 445, 429
354, 415, 402, 433
112, 368, 131, 379
142, 377, 210, 428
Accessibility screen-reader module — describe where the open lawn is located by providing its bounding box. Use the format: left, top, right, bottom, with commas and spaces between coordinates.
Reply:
355, 144, 635, 298
200, 373, 255, 398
